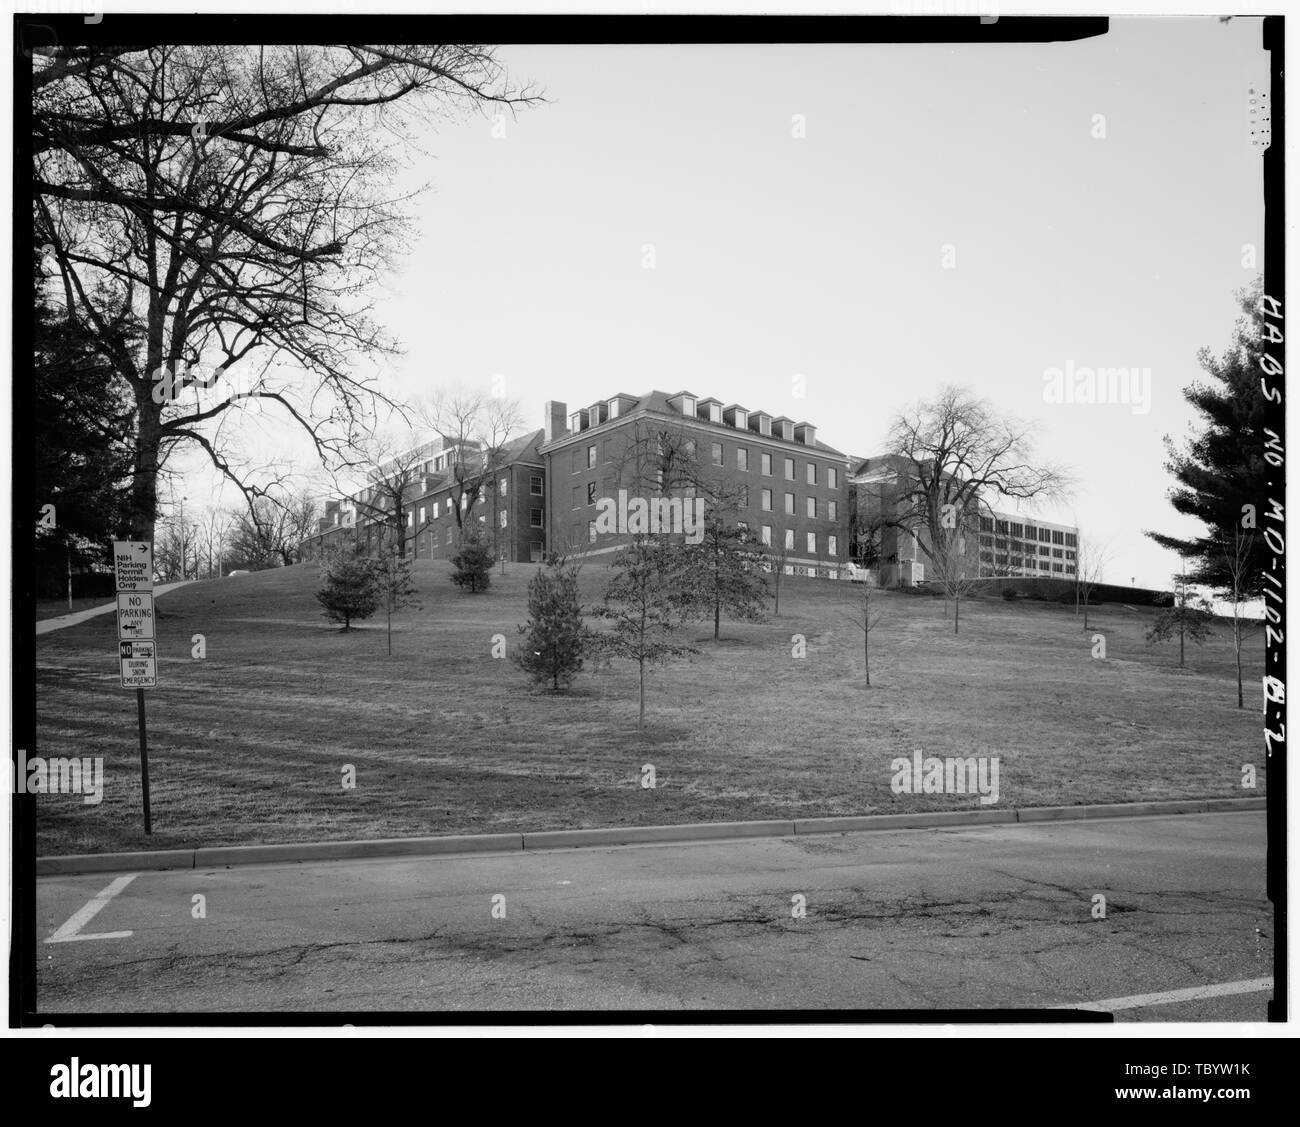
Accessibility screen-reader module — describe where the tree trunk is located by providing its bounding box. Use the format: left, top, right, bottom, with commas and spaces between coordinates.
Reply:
864, 621, 870, 687
1179, 623, 1185, 667
714, 596, 720, 641
386, 604, 392, 655
638, 656, 645, 731
130, 394, 163, 542
954, 593, 960, 635
1234, 614, 1243, 708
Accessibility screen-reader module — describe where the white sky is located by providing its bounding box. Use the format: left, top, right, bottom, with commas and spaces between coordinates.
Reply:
185, 18, 1269, 590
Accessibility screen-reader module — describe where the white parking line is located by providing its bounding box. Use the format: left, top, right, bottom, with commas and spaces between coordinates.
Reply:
1055, 977, 1274, 1012
45, 874, 139, 943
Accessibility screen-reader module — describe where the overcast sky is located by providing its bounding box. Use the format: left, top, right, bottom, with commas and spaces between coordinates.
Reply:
194, 18, 1268, 590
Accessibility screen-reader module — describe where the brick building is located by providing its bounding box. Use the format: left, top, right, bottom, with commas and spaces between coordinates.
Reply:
536, 390, 851, 572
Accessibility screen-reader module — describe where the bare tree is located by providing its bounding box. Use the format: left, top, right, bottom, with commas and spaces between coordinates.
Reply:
341, 424, 431, 559
1073, 532, 1113, 631
228, 491, 317, 569
930, 525, 980, 635
879, 386, 1070, 584
34, 45, 540, 541
843, 579, 886, 687
1218, 525, 1255, 708
420, 391, 524, 552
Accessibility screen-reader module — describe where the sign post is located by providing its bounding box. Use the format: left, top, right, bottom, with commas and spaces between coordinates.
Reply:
113, 541, 155, 834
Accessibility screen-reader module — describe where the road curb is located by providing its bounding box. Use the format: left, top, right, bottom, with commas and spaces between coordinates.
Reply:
36, 798, 1267, 876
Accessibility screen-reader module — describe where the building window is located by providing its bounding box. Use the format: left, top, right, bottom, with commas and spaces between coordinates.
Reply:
1052, 563, 1063, 573
588, 520, 598, 543
737, 448, 749, 472
807, 532, 817, 553
761, 524, 772, 546
588, 445, 597, 469
499, 511, 508, 528
828, 534, 838, 556
446, 527, 452, 545
433, 501, 440, 519
1065, 532, 1077, 548
499, 477, 508, 496
980, 516, 994, 533
407, 511, 414, 528
571, 449, 582, 473
784, 493, 795, 515
571, 486, 580, 509
739, 486, 749, 507
828, 467, 838, 489
530, 474, 544, 496
784, 528, 795, 551
784, 457, 795, 480
1052, 547, 1064, 558
761, 488, 772, 511
761, 452, 772, 476
1052, 529, 1064, 545
711, 442, 723, 466
419, 506, 426, 525
806, 463, 816, 485
587, 482, 598, 505
529, 543, 543, 562
828, 500, 838, 521
806, 496, 816, 519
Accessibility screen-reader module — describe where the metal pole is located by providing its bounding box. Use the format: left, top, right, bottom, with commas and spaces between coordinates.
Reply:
66, 543, 73, 611
136, 687, 152, 834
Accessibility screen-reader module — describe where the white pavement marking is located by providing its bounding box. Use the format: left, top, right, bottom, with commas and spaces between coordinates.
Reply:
1055, 977, 1274, 1012
45, 874, 138, 943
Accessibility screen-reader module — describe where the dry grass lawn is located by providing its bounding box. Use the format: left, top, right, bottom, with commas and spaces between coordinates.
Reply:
34, 559, 1267, 855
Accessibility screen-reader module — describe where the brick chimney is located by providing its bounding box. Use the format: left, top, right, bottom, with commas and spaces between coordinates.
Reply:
544, 400, 568, 443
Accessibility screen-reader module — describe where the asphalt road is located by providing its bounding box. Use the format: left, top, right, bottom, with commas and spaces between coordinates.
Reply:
36, 812, 1273, 1018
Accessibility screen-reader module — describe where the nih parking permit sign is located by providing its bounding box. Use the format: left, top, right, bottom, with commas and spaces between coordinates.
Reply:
119, 640, 157, 688
112, 540, 153, 591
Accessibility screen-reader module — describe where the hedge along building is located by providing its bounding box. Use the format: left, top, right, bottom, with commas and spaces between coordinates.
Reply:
299, 428, 548, 564
537, 390, 852, 573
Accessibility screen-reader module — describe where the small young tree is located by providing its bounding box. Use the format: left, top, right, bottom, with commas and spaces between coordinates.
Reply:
767, 538, 792, 616
595, 536, 698, 731
678, 515, 768, 640
317, 554, 379, 631
1217, 526, 1255, 707
514, 560, 589, 691
1146, 569, 1215, 668
371, 548, 420, 655
1073, 533, 1113, 631
931, 526, 979, 635
843, 580, 886, 688
451, 535, 494, 593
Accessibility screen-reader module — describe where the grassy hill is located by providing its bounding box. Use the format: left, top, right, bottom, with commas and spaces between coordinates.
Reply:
34, 557, 1266, 855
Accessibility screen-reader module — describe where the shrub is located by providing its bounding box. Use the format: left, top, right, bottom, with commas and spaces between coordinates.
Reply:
513, 562, 589, 691
316, 555, 379, 630
451, 535, 494, 593
1001, 587, 1020, 600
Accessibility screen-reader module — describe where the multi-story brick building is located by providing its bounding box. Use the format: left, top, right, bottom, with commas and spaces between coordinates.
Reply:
536, 390, 851, 572
300, 394, 1077, 586
300, 429, 547, 563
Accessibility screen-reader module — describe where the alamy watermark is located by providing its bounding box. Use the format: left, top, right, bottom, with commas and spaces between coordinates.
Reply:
593, 489, 706, 544
890, 750, 1000, 805
1042, 360, 1151, 415
13, 749, 104, 804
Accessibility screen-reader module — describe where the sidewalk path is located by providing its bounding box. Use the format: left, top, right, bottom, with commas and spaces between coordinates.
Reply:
36, 581, 195, 635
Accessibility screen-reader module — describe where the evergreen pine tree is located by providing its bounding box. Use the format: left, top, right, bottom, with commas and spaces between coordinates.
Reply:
1146, 279, 1273, 594
317, 553, 380, 630
451, 535, 494, 592
514, 562, 588, 690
